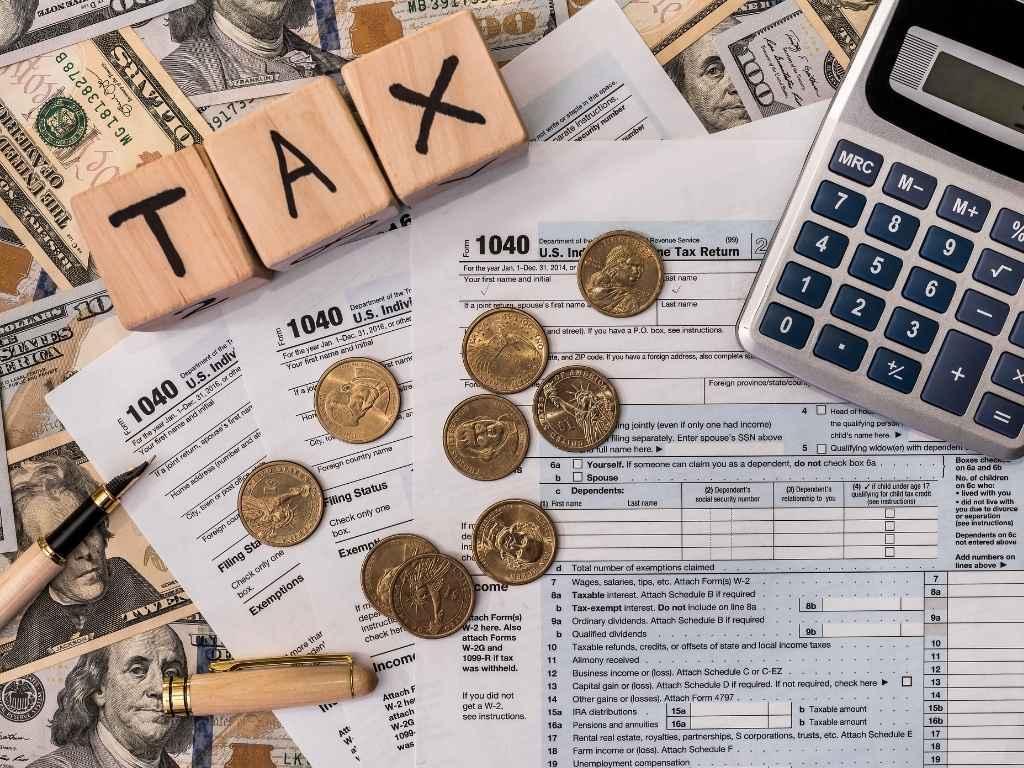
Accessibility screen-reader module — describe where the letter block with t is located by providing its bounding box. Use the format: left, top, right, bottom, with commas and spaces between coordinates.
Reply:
204, 78, 397, 271
72, 146, 270, 330
343, 10, 526, 205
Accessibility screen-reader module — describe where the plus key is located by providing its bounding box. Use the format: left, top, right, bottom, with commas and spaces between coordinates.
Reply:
921, 330, 993, 416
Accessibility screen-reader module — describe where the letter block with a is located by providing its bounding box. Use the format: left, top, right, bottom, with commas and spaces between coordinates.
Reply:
342, 10, 526, 205
205, 77, 397, 271
72, 146, 270, 331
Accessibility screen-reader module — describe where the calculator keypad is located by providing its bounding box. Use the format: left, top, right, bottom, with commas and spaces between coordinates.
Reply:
756, 135, 1024, 450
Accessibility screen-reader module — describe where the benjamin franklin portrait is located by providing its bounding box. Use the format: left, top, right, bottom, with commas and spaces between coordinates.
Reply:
28, 626, 192, 768
663, 15, 751, 133
161, 0, 347, 98
0, 0, 37, 52
1, 456, 160, 670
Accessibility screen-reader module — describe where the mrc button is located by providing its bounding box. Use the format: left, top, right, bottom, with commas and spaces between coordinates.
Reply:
829, 140, 883, 186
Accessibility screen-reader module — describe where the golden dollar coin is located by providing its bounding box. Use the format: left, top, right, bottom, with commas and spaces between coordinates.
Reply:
533, 366, 619, 452
238, 461, 324, 547
577, 230, 663, 318
391, 553, 475, 639
361, 534, 438, 618
315, 357, 400, 444
462, 308, 548, 394
443, 395, 530, 481
473, 499, 557, 585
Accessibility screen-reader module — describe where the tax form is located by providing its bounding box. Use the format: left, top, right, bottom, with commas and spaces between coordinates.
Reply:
46, 318, 360, 768
410, 141, 1024, 768
226, 230, 416, 766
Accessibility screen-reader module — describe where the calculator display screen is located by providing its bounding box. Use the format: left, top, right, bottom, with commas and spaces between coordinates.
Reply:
923, 52, 1024, 136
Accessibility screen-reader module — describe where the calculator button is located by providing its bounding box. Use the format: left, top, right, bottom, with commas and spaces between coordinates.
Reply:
885, 308, 938, 353
814, 325, 868, 371
831, 285, 885, 331
759, 302, 814, 349
868, 348, 922, 394
848, 244, 903, 290
829, 140, 883, 187
812, 181, 867, 228
992, 353, 1024, 398
1011, 314, 1024, 349
991, 209, 1024, 254
921, 330, 992, 416
973, 249, 1024, 295
937, 185, 991, 233
777, 262, 831, 308
920, 226, 973, 273
975, 393, 1024, 439
956, 290, 1009, 336
903, 267, 956, 313
866, 203, 920, 250
794, 221, 849, 268
883, 163, 937, 209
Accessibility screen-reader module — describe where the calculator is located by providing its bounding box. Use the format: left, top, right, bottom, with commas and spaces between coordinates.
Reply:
737, 0, 1024, 460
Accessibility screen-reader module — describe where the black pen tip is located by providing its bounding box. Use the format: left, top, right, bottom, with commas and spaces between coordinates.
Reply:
106, 456, 155, 498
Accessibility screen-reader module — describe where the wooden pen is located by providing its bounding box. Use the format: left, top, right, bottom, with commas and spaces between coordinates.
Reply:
0, 457, 153, 628
162, 654, 377, 716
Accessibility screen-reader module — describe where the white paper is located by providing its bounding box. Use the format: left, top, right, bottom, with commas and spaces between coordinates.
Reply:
225, 230, 416, 766
405, 140, 1024, 768
46, 317, 360, 767
503, 0, 703, 140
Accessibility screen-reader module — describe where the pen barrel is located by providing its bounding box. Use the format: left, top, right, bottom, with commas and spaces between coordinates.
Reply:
0, 542, 64, 628
167, 665, 376, 716
46, 496, 110, 560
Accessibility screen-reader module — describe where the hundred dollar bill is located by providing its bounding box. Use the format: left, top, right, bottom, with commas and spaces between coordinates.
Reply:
792, 0, 879, 66
137, 0, 554, 108
0, 431, 194, 681
0, 28, 209, 289
717, 0, 842, 121
0, 0, 191, 67
0, 280, 126, 452
0, 617, 313, 768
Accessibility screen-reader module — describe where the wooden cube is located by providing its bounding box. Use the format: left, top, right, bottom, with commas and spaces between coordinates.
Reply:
342, 10, 526, 205
204, 78, 398, 271
71, 146, 270, 331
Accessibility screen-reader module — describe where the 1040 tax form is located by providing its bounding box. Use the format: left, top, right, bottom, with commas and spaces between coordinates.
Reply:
409, 142, 1024, 768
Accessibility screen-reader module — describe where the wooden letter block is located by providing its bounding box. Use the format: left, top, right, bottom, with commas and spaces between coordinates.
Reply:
204, 77, 398, 271
71, 146, 270, 331
342, 10, 526, 205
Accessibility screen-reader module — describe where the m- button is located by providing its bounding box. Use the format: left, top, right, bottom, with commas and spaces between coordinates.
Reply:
883, 162, 937, 209
829, 140, 883, 187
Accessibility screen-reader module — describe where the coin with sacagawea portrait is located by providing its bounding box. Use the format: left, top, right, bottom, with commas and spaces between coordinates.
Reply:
533, 366, 619, 452
578, 230, 663, 318
444, 394, 529, 481
238, 461, 324, 547
390, 553, 475, 639
315, 357, 400, 444
462, 307, 548, 393
473, 499, 557, 585
361, 534, 437, 618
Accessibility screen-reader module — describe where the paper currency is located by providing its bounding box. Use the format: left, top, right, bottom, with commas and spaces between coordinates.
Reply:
0, 431, 194, 681
0, 280, 126, 452
0, 0, 190, 67
0, 616, 310, 767
0, 28, 209, 289
717, 0, 843, 121
0, 220, 54, 314
657, 0, 816, 133
793, 0, 879, 66
137, 0, 554, 108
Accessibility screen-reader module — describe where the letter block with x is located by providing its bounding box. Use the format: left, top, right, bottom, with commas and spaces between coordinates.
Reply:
343, 10, 527, 205
71, 146, 271, 330
205, 78, 398, 271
